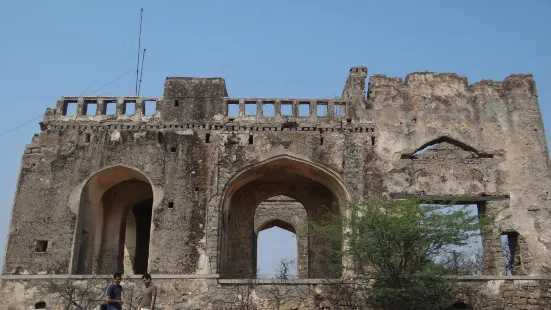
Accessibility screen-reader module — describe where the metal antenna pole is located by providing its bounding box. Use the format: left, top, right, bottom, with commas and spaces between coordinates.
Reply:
135, 8, 143, 96
138, 49, 146, 96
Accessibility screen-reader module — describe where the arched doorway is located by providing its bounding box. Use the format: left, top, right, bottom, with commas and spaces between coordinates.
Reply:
220, 156, 349, 279
71, 166, 154, 275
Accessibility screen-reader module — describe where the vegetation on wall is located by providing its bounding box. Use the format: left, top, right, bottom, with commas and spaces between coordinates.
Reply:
310, 197, 490, 310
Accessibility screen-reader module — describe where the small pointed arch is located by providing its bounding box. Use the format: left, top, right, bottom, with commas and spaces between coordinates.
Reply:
400, 136, 493, 159
253, 195, 307, 235
253, 195, 308, 278
258, 219, 296, 234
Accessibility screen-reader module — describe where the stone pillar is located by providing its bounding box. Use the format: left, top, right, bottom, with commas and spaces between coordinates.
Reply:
76, 97, 85, 116
135, 98, 145, 116
116, 98, 125, 116
482, 200, 507, 276
96, 98, 106, 116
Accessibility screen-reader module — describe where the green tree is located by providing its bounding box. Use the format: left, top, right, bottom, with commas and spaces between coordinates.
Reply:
311, 197, 488, 310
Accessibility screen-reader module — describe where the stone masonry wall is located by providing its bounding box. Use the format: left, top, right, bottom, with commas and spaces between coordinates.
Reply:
370, 73, 551, 274
1, 276, 551, 309
2, 66, 551, 308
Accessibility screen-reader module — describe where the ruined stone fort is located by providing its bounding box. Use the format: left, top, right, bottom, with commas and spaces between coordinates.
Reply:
2, 66, 551, 309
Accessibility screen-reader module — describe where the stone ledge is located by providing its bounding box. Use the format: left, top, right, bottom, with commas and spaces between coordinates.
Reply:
217, 276, 551, 285
389, 193, 510, 203
2, 275, 551, 282
44, 122, 376, 133
218, 279, 343, 285
450, 275, 551, 281
0, 274, 220, 280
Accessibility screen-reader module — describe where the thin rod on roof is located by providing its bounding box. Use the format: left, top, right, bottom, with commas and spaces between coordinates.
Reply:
138, 49, 146, 96
135, 8, 144, 96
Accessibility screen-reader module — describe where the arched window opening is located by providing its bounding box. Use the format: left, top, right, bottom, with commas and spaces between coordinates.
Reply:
256, 226, 298, 279
254, 196, 307, 279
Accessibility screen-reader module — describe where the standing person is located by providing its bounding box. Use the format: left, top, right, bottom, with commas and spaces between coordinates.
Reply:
138, 273, 158, 310
105, 272, 124, 310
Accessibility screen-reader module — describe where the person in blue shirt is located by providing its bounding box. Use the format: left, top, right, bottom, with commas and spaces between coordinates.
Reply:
105, 272, 124, 310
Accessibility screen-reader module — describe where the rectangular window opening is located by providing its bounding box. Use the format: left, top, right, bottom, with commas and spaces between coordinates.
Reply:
334, 103, 343, 117
84, 133, 91, 143
85, 103, 97, 116
371, 136, 376, 146
168, 201, 174, 209
125, 101, 136, 115
280, 102, 293, 116
195, 187, 200, 192
174, 100, 179, 107
320, 136, 324, 145
248, 134, 254, 145
299, 102, 310, 117
426, 203, 484, 276
501, 232, 520, 276
35, 240, 48, 253
245, 102, 257, 116
104, 102, 116, 115
227, 101, 239, 116
316, 102, 328, 117
144, 101, 156, 116
64, 101, 77, 116
170, 146, 176, 152
262, 102, 275, 117
205, 133, 211, 143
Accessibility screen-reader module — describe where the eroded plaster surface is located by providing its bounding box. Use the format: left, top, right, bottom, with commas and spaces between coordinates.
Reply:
2, 66, 551, 308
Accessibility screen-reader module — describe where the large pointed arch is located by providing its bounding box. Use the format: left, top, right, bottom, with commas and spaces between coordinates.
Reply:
220, 154, 350, 214
69, 165, 155, 275
218, 155, 350, 279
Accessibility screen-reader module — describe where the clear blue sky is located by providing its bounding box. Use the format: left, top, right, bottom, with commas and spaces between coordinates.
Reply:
1, 1, 550, 274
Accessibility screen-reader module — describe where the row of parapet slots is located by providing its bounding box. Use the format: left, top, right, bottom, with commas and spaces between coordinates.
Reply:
54, 96, 160, 117
222, 98, 347, 119
44, 122, 375, 133
52, 96, 347, 120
